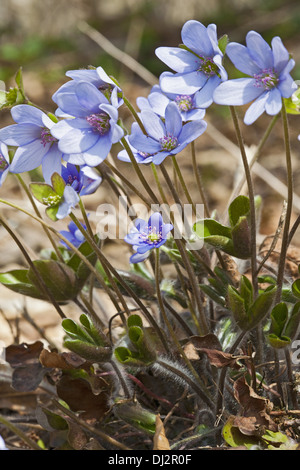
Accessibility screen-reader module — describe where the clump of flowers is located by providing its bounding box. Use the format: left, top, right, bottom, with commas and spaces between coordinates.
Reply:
0, 19, 299, 452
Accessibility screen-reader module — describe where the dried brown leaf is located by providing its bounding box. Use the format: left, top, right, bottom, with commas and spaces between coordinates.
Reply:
153, 415, 170, 450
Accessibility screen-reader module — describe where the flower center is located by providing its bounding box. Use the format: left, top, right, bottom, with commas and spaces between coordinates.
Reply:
86, 113, 110, 135
0, 155, 8, 171
140, 226, 162, 245
40, 127, 58, 147
253, 69, 279, 90
198, 57, 219, 77
175, 95, 194, 111
42, 194, 61, 206
159, 133, 178, 151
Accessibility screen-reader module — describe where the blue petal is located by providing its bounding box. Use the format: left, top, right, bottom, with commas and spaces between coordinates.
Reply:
0, 123, 41, 146
181, 20, 214, 56
160, 71, 208, 95
165, 102, 182, 137
155, 47, 198, 73
79, 133, 112, 166
195, 74, 221, 108
178, 119, 207, 146
75, 81, 108, 113
148, 212, 163, 231
265, 87, 282, 115
213, 78, 262, 106
58, 127, 99, 154
10, 139, 48, 173
147, 91, 170, 116
56, 186, 80, 220
277, 73, 297, 98
243, 91, 269, 125
246, 31, 274, 70
66, 68, 100, 84
42, 145, 62, 184
271, 36, 290, 74
11, 105, 44, 126
225, 42, 261, 76
139, 109, 165, 140
129, 251, 150, 264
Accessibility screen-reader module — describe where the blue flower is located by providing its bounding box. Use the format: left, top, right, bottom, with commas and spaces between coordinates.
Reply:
137, 73, 206, 122
52, 66, 123, 118
61, 163, 102, 196
213, 31, 297, 125
123, 101, 207, 165
51, 80, 124, 167
59, 221, 87, 249
155, 20, 227, 108
0, 105, 62, 183
125, 212, 173, 263
0, 142, 11, 187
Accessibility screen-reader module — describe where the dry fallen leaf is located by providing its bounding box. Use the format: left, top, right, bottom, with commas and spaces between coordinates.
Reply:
153, 414, 170, 450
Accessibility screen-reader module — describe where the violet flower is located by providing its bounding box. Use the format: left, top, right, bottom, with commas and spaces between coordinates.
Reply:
0, 142, 11, 187
125, 101, 207, 165
125, 212, 173, 263
59, 221, 87, 249
0, 105, 62, 183
213, 31, 297, 124
155, 20, 227, 108
51, 80, 124, 167
61, 163, 102, 196
52, 66, 123, 118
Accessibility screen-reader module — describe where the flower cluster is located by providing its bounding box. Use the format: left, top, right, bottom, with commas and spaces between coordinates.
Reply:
0, 19, 298, 263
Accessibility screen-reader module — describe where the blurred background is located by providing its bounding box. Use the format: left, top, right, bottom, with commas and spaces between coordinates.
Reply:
0, 0, 299, 106
0, 0, 300, 345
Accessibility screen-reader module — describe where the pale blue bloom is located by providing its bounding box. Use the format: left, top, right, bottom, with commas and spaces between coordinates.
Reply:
125, 101, 207, 165
155, 20, 227, 108
51, 81, 124, 167
0, 105, 62, 183
125, 212, 173, 263
213, 31, 297, 124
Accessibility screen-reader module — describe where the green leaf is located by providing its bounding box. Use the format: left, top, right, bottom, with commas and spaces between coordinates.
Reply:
62, 318, 95, 343
63, 338, 111, 362
0, 269, 42, 299
127, 314, 143, 328
30, 182, 58, 204
51, 172, 65, 197
193, 219, 235, 255
284, 88, 300, 115
222, 416, 259, 449
292, 279, 300, 298
228, 195, 250, 227
230, 216, 251, 259
27, 259, 79, 302
199, 284, 226, 306
285, 301, 300, 339
267, 333, 291, 349
227, 285, 248, 329
270, 302, 288, 338
15, 67, 25, 96
218, 34, 229, 55
247, 285, 277, 330
239, 276, 253, 312
67, 237, 99, 288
